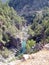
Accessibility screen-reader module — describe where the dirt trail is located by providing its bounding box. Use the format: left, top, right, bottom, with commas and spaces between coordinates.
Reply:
16, 49, 49, 65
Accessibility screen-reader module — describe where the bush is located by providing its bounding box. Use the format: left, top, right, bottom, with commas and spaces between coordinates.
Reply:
46, 37, 49, 43
26, 40, 36, 53
17, 54, 23, 59
27, 40, 36, 48
0, 48, 12, 58
25, 44, 30, 53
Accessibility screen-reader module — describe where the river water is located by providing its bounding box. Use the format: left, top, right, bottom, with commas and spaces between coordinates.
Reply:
20, 26, 29, 53
20, 40, 26, 53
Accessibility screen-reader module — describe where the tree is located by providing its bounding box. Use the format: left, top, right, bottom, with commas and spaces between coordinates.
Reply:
0, 1, 25, 45
29, 7, 49, 45
27, 40, 36, 48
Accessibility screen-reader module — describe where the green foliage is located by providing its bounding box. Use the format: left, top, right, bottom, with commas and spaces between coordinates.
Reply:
29, 7, 49, 44
17, 54, 23, 59
0, 48, 12, 58
27, 40, 36, 48
26, 43, 30, 53
0, 1, 25, 44
28, 28, 35, 36
26, 40, 36, 53
46, 36, 49, 43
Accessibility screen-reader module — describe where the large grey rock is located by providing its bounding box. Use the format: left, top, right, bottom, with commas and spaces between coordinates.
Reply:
23, 54, 30, 60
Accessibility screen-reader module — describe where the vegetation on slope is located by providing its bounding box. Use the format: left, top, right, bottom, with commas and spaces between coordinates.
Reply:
28, 7, 49, 45
0, 0, 49, 58
8, 0, 49, 24
0, 0, 25, 45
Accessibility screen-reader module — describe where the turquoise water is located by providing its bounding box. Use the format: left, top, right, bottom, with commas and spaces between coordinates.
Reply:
20, 40, 26, 53
22, 40, 26, 48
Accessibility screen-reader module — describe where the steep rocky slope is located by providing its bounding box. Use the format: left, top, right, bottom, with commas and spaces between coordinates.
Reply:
0, 49, 49, 65
17, 49, 49, 65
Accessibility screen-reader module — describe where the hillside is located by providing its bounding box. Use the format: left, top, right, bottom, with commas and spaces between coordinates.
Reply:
0, 1, 25, 49
0, 46, 49, 65
0, 1, 49, 65
9, 0, 49, 13
8, 0, 49, 24
16, 49, 49, 65
1, 0, 7, 3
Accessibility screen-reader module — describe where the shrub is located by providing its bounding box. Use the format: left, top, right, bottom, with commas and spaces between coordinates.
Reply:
26, 40, 36, 53
0, 48, 12, 58
27, 40, 36, 48
25, 44, 30, 53
17, 54, 23, 59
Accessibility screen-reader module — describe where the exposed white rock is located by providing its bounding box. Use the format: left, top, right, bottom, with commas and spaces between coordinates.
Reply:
23, 54, 30, 60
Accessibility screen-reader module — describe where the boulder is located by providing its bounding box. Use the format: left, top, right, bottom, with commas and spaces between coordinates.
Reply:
23, 54, 30, 60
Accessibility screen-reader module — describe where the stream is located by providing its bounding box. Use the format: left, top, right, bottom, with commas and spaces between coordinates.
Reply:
16, 26, 29, 54
20, 26, 29, 53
